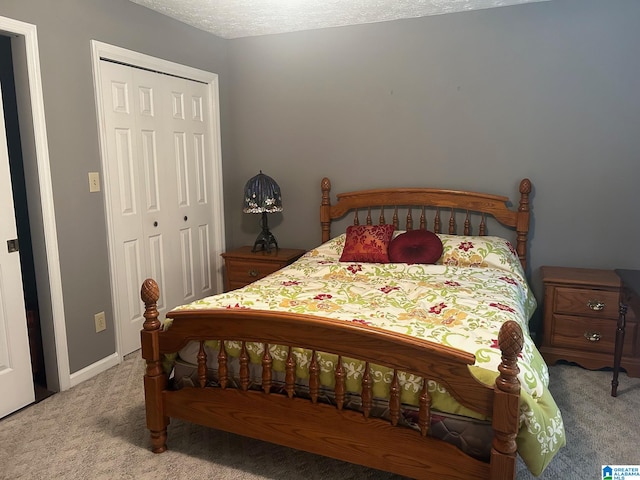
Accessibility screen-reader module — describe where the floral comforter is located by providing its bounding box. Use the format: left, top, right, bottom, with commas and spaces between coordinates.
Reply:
173, 233, 565, 475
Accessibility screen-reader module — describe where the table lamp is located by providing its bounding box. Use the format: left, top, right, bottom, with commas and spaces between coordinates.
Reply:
243, 171, 283, 252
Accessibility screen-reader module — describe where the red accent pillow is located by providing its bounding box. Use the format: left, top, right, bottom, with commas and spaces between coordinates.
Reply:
339, 224, 396, 263
388, 230, 443, 264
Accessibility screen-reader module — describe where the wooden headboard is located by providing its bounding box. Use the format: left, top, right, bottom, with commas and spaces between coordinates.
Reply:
320, 178, 532, 270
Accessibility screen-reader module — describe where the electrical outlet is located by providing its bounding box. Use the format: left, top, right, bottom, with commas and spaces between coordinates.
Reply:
94, 311, 106, 332
88, 172, 100, 192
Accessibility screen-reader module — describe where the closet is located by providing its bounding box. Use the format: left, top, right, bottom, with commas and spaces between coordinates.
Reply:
98, 59, 222, 355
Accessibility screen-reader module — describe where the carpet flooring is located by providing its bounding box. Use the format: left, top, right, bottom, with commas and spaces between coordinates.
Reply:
1, 354, 638, 480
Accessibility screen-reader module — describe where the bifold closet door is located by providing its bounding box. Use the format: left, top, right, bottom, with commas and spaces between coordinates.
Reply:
99, 60, 216, 355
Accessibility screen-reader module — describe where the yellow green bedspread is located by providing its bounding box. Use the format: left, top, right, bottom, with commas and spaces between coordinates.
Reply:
173, 233, 565, 475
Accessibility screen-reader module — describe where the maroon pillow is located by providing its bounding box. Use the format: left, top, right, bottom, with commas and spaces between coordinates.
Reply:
388, 230, 443, 264
339, 224, 396, 263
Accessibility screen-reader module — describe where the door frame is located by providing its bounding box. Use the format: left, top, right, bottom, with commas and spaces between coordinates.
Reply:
0, 16, 69, 392
90, 41, 226, 360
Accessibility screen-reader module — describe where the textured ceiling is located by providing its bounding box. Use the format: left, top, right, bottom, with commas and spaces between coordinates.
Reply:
128, 0, 549, 39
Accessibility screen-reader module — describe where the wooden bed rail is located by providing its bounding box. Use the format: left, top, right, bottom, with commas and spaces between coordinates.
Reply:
140, 278, 523, 479
320, 177, 532, 270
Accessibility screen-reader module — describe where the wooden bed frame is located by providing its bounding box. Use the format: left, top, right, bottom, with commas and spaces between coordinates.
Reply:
141, 177, 532, 480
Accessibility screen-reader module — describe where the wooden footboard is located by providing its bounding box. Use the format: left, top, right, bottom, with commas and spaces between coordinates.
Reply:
140, 278, 523, 480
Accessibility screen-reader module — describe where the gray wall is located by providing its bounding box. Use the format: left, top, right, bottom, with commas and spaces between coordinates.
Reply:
226, 0, 640, 334
0, 0, 229, 375
1, 0, 639, 378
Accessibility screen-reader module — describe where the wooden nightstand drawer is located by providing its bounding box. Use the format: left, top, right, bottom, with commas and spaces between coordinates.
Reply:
554, 287, 619, 319
221, 246, 306, 291
226, 258, 284, 285
550, 314, 636, 354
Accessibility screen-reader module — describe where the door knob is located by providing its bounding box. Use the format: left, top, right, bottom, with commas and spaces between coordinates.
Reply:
153, 221, 158, 227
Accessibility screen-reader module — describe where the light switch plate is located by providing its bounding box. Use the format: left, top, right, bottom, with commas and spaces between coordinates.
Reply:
88, 172, 100, 192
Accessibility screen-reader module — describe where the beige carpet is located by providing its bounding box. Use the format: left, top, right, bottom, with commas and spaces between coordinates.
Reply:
1, 353, 638, 480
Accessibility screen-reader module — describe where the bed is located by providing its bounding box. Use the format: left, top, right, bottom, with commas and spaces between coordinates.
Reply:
140, 177, 565, 479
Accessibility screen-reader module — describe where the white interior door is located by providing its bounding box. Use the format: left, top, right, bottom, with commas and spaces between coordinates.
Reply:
99, 60, 219, 355
0, 82, 34, 418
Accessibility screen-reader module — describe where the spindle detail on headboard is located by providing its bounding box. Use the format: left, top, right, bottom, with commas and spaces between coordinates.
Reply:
320, 178, 531, 270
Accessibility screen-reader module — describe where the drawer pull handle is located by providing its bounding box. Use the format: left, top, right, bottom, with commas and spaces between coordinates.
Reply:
587, 300, 605, 311
583, 331, 602, 342
248, 269, 259, 277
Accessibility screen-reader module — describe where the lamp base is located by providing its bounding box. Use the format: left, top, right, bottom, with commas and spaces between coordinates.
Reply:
252, 212, 278, 253
252, 229, 278, 253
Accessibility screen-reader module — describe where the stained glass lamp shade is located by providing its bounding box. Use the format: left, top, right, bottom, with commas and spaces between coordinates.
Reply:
243, 171, 283, 252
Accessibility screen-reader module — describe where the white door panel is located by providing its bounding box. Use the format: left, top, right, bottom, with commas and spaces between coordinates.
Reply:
122, 239, 144, 324
101, 62, 148, 355
100, 61, 218, 356
0, 82, 34, 418
148, 234, 167, 312
198, 224, 212, 292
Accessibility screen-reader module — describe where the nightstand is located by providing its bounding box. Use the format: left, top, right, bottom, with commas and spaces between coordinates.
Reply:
221, 246, 306, 291
540, 266, 640, 377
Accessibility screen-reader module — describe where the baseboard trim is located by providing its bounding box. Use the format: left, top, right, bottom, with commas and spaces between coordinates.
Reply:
69, 353, 119, 388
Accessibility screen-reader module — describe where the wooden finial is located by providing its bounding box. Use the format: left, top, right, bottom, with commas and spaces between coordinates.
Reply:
141, 278, 160, 331
519, 178, 532, 196
321, 177, 331, 195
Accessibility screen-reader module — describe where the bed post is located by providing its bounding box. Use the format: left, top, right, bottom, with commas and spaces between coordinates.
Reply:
321, 177, 332, 243
140, 278, 169, 453
516, 178, 531, 271
490, 320, 523, 480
